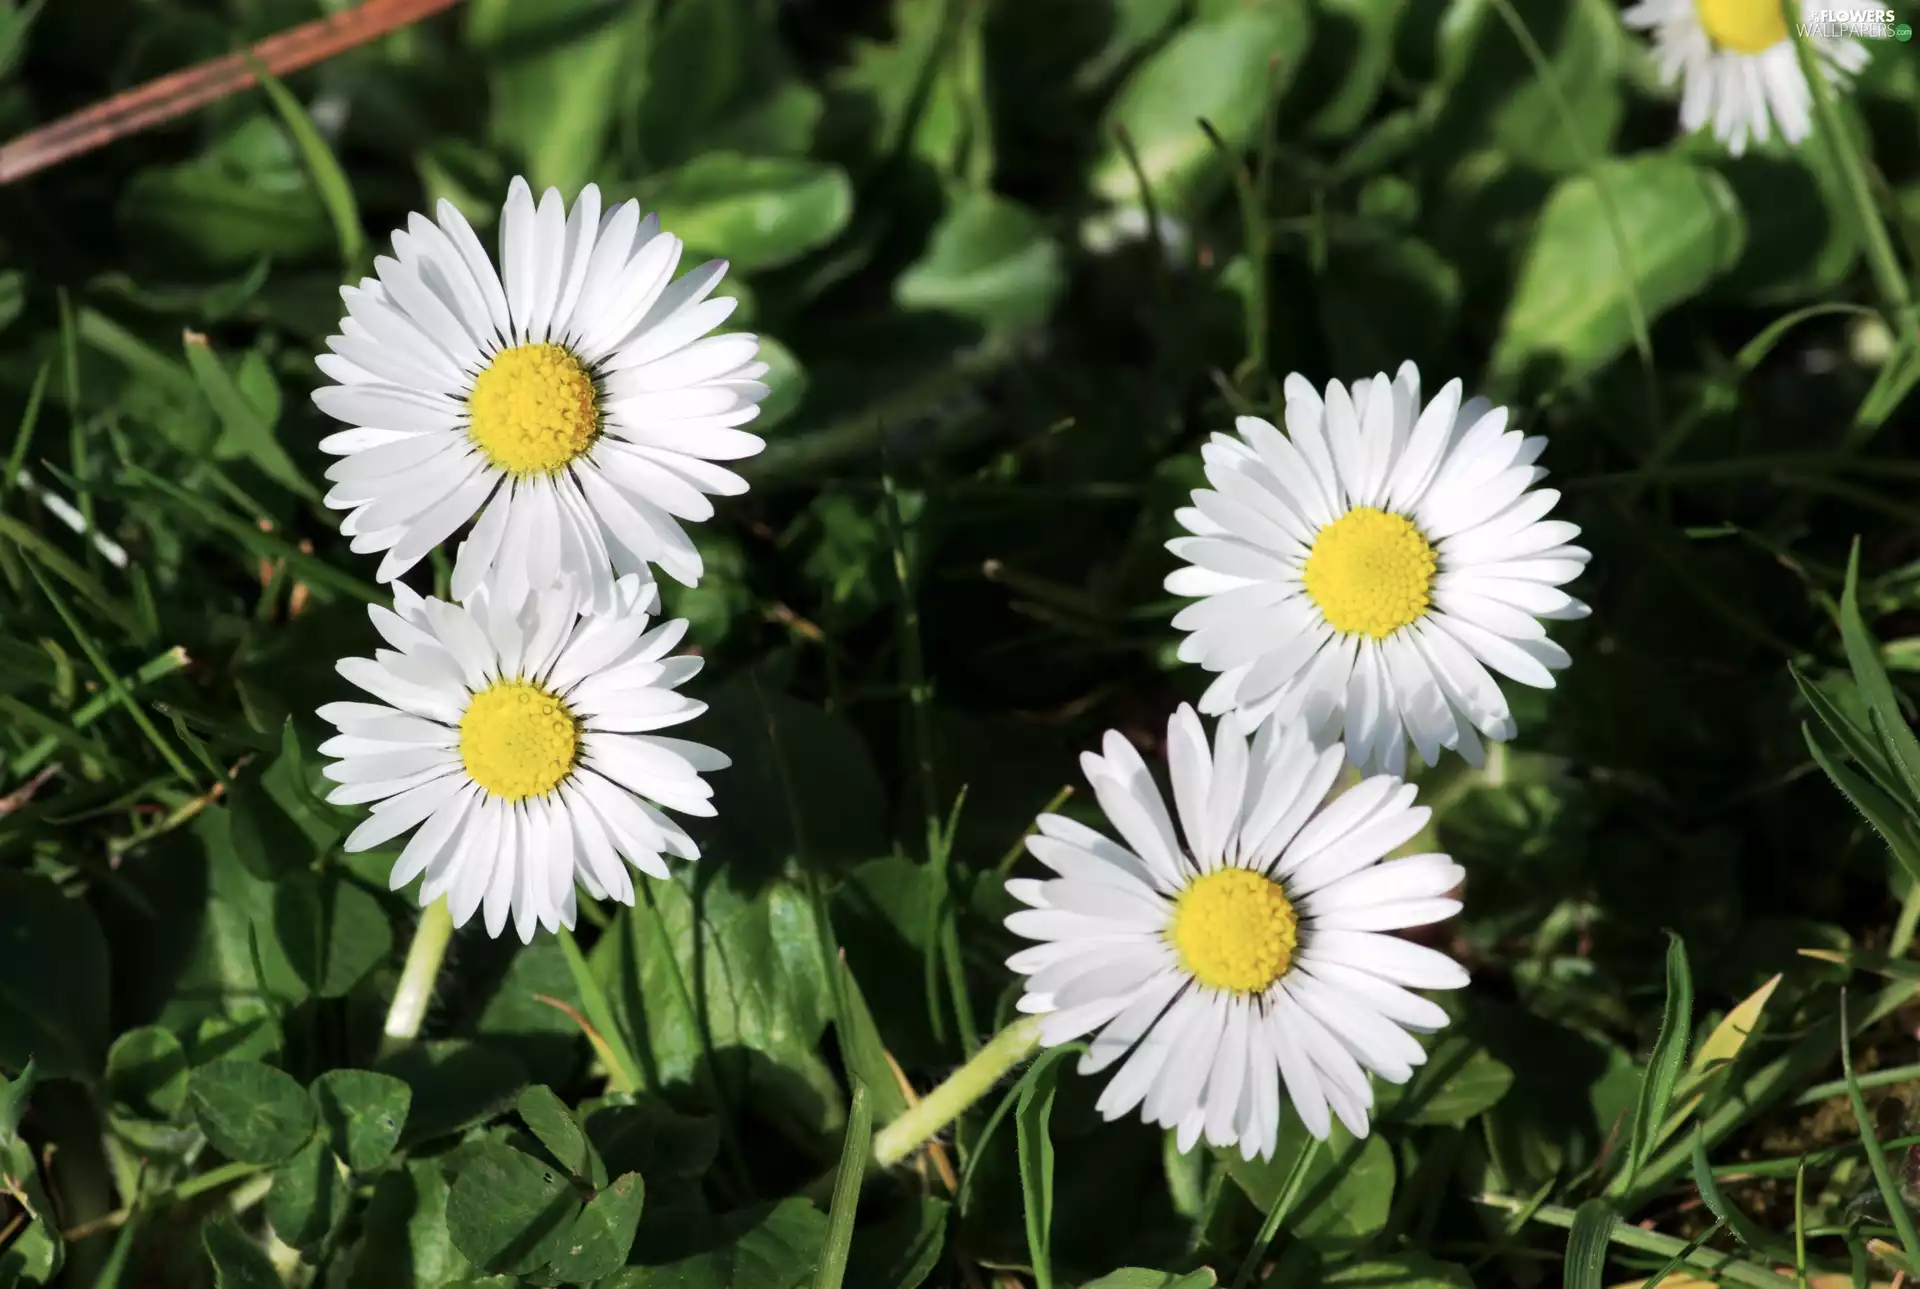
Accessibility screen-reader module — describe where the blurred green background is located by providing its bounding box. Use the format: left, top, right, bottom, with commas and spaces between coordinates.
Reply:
4, 0, 1920, 1284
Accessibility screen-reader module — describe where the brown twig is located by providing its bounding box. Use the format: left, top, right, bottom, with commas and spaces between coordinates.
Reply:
0, 0, 467, 186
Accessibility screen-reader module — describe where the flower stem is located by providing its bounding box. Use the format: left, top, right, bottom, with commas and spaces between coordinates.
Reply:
872, 1018, 1042, 1170
382, 897, 454, 1051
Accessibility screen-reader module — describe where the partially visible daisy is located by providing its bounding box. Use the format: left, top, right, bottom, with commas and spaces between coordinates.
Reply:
1625, 0, 1868, 155
314, 178, 768, 614
1005, 705, 1467, 1156
318, 575, 726, 942
1165, 363, 1590, 775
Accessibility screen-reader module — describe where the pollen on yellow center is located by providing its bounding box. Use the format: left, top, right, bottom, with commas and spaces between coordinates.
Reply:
459, 680, 581, 802
467, 342, 600, 476
1302, 506, 1438, 640
1169, 868, 1300, 995
1694, 0, 1788, 52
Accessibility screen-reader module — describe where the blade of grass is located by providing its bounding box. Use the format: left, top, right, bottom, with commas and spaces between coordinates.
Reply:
1839, 541, 1920, 780
22, 562, 196, 788
554, 928, 639, 1094
243, 53, 366, 273
1840, 991, 1920, 1265
0, 359, 50, 510
1620, 934, 1692, 1194
57, 289, 98, 576
1477, 1195, 1799, 1289
1233, 1137, 1323, 1289
1692, 1127, 1781, 1253
1016, 1046, 1071, 1289
1566, 1199, 1618, 1289
813, 1082, 874, 1289
1803, 721, 1920, 881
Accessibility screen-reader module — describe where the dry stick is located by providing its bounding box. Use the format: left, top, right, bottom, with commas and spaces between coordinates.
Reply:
0, 0, 466, 186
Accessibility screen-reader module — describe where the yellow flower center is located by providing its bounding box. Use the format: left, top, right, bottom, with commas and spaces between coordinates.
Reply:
1694, 0, 1788, 52
1302, 506, 1438, 639
459, 680, 580, 802
467, 342, 600, 476
1169, 868, 1300, 995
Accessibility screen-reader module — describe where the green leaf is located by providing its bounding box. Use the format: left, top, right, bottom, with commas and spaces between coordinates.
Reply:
468, 0, 643, 193
1564, 1200, 1617, 1289
350, 1159, 480, 1288
273, 874, 393, 999
1427, 0, 1623, 172
1702, 129, 1859, 304
105, 1027, 189, 1120
1626, 935, 1693, 1186
583, 1098, 720, 1182
1839, 540, 1920, 796
446, 1141, 584, 1277
311, 1069, 412, 1172
1490, 157, 1744, 390
0, 1057, 37, 1140
379, 1040, 529, 1148
830, 950, 911, 1127
895, 193, 1064, 330
1377, 1035, 1515, 1126
1081, 1275, 1217, 1289
1016, 1048, 1073, 1289
815, 1082, 873, 1289
1092, 2, 1310, 207
1297, 0, 1408, 138
595, 873, 840, 1143
1224, 1118, 1396, 1243
1689, 1128, 1778, 1251
121, 146, 332, 269
248, 58, 366, 270
266, 1135, 350, 1248
550, 1171, 647, 1284
1804, 720, 1920, 881
224, 761, 320, 881
202, 1216, 282, 1289
757, 335, 808, 430
600, 1197, 827, 1289
183, 333, 317, 501
0, 871, 110, 1078
189, 1060, 317, 1164
1790, 663, 1900, 802
633, 154, 854, 271
841, 1198, 949, 1289
1323, 1257, 1474, 1289
518, 1084, 606, 1187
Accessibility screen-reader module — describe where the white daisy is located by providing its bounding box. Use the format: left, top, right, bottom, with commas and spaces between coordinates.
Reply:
1005, 705, 1467, 1157
313, 177, 768, 614
1625, 0, 1868, 156
317, 574, 726, 943
1165, 363, 1591, 776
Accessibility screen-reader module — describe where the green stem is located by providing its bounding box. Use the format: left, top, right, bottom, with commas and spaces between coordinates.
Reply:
1233, 1139, 1322, 1289
872, 1018, 1042, 1170
1477, 1194, 1799, 1289
381, 898, 454, 1051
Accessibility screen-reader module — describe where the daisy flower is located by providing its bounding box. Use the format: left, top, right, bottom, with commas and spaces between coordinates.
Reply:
1165, 363, 1590, 775
314, 177, 768, 614
318, 574, 726, 942
1005, 706, 1467, 1156
1625, 0, 1868, 155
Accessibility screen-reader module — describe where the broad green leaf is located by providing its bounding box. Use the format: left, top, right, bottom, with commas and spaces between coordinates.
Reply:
266, 1135, 350, 1248
1564, 1199, 1617, 1289
189, 1060, 317, 1164
1626, 935, 1693, 1185
830, 950, 911, 1127
379, 1040, 529, 1148
1080, 1273, 1218, 1289
634, 155, 854, 271
1702, 125, 1860, 303
595, 872, 840, 1142
350, 1160, 480, 1288
757, 335, 808, 430
633, 0, 797, 166
224, 761, 319, 881
1324, 1258, 1473, 1289
0, 1057, 36, 1140
553, 1172, 646, 1284
468, 0, 642, 192
1490, 157, 1744, 390
841, 1198, 949, 1289
599, 1197, 827, 1289
121, 164, 332, 268
583, 1098, 720, 1183
1017, 1049, 1074, 1289
273, 874, 393, 999
896, 193, 1064, 330
1376, 1034, 1515, 1126
311, 1069, 412, 1172
518, 1084, 606, 1187
446, 1141, 584, 1277
1092, 2, 1311, 207
821, 0, 976, 177
1225, 1120, 1396, 1243
0, 871, 109, 1077
203, 1216, 281, 1289
105, 1026, 189, 1120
